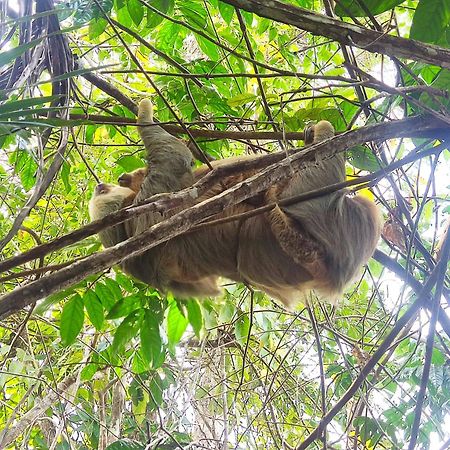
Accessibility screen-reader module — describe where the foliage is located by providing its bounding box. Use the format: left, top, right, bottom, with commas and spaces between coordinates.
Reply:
0, 0, 449, 449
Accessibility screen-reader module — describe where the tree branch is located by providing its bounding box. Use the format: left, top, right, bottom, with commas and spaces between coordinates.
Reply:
220, 0, 450, 70
296, 228, 450, 449
0, 115, 448, 318
67, 113, 306, 140
66, 112, 450, 141
1, 115, 447, 275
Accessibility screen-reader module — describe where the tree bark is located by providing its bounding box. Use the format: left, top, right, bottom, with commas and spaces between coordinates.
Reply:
0, 115, 448, 319
221, 0, 450, 69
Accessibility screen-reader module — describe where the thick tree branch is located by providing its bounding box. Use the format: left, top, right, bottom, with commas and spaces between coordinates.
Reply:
0, 115, 449, 318
0, 115, 448, 275
220, 0, 450, 70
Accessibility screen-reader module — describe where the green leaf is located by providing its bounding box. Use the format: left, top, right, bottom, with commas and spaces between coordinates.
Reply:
353, 416, 383, 445
410, 0, 450, 44
105, 439, 145, 450
0, 124, 13, 147
157, 20, 179, 51
116, 155, 145, 172
146, 0, 174, 28
0, 36, 45, 68
235, 314, 250, 346
85, 125, 97, 144
74, 0, 113, 24
0, 24, 81, 68
114, 0, 125, 10
431, 348, 445, 365
84, 291, 104, 330
0, 96, 61, 114
89, 17, 107, 39
257, 18, 271, 34
1, 8, 70, 28
186, 299, 203, 338
219, 299, 236, 322
112, 310, 141, 352
127, 0, 144, 25
147, 373, 164, 410
218, 2, 234, 24
61, 161, 71, 193
95, 282, 116, 311
116, 5, 133, 28
241, 10, 253, 26
227, 93, 257, 107
131, 351, 148, 373
33, 287, 76, 314
196, 35, 219, 60
347, 145, 381, 172
9, 148, 38, 191
60, 294, 84, 345
335, 0, 406, 17
166, 300, 189, 350
81, 362, 99, 381
107, 295, 142, 319
179, 1, 207, 29
115, 272, 135, 292
140, 309, 164, 368
268, 26, 277, 43
104, 278, 123, 301
0, 107, 65, 122
146, 8, 163, 28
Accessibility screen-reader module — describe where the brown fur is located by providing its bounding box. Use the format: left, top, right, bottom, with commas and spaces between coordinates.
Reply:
118, 168, 148, 193
89, 101, 382, 306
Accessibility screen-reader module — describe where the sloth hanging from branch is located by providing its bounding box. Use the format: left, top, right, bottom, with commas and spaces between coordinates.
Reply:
89, 99, 382, 306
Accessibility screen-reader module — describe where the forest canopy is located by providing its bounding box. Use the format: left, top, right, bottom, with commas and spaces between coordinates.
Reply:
0, 0, 449, 449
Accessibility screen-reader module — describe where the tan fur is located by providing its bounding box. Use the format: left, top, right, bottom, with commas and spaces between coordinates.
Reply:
118, 168, 148, 194
89, 184, 135, 248
89, 100, 382, 306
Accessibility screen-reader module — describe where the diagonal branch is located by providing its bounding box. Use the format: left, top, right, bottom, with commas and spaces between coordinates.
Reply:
0, 115, 447, 275
296, 222, 450, 449
0, 116, 449, 318
220, 0, 450, 70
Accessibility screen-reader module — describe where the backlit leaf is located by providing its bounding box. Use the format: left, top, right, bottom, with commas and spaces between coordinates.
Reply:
60, 294, 84, 345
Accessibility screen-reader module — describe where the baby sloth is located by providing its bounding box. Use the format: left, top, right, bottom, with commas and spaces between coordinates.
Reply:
89, 99, 381, 306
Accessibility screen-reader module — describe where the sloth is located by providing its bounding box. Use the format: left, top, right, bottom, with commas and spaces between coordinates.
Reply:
89, 99, 381, 306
